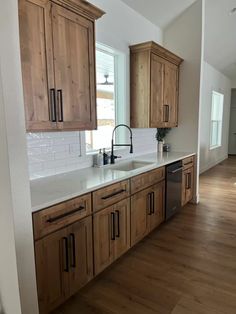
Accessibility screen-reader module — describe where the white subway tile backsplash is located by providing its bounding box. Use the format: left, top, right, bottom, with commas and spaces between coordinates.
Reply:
27, 129, 157, 180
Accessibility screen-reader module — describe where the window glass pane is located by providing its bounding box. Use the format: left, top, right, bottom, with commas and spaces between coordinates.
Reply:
86, 48, 115, 152
210, 91, 224, 149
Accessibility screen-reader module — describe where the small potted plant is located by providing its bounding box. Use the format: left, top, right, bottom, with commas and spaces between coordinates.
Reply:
155, 128, 171, 152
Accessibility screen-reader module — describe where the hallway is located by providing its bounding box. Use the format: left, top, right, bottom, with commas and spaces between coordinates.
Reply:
54, 157, 236, 314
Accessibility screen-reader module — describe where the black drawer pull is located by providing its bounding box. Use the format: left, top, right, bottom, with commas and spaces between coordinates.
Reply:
50, 88, 57, 122
57, 89, 63, 122
148, 193, 152, 215
151, 192, 155, 214
47, 206, 85, 223
101, 189, 126, 200
115, 210, 120, 238
184, 161, 193, 166
111, 212, 115, 240
63, 237, 69, 272
70, 233, 76, 268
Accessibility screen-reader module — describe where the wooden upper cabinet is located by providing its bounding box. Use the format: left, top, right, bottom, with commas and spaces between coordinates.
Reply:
19, 0, 56, 131
130, 41, 183, 128
19, 0, 104, 132
52, 4, 96, 130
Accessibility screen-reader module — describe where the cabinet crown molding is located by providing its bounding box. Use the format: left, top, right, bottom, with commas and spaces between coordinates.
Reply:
130, 41, 183, 66
52, 0, 105, 20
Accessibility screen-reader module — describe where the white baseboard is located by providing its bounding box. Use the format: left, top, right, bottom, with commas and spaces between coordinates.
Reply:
199, 155, 228, 174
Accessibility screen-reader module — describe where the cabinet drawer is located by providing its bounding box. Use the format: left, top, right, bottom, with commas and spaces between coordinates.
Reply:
131, 167, 165, 194
183, 156, 194, 170
93, 180, 130, 212
33, 193, 92, 240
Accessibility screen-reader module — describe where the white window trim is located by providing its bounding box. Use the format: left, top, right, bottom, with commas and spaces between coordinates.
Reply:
85, 43, 128, 155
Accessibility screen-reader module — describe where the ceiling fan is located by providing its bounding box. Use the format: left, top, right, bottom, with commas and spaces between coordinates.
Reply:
97, 74, 114, 86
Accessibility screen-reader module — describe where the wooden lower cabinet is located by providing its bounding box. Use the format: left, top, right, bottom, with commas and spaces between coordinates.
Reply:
35, 216, 93, 314
182, 167, 194, 206
93, 198, 130, 275
131, 181, 165, 246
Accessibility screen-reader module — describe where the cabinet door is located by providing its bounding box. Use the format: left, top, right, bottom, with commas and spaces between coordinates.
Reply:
19, 0, 56, 131
93, 206, 115, 275
68, 216, 93, 296
113, 199, 130, 260
35, 227, 69, 313
163, 61, 179, 127
52, 4, 96, 130
131, 187, 151, 246
150, 54, 165, 128
149, 181, 165, 232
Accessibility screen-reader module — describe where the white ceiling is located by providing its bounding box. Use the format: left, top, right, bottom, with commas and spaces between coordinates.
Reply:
120, 0, 196, 28
204, 0, 236, 80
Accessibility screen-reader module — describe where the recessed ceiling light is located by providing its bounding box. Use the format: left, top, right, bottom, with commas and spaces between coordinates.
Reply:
230, 7, 236, 15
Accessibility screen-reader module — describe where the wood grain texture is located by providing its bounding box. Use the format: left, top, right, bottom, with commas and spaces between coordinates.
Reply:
19, 0, 57, 131
33, 193, 92, 240
93, 180, 130, 213
93, 198, 130, 276
130, 41, 182, 129
131, 166, 165, 195
52, 3, 97, 130
53, 157, 236, 314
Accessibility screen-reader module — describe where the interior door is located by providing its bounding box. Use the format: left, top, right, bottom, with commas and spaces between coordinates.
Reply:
34, 227, 69, 313
131, 187, 151, 246
164, 61, 178, 127
93, 206, 115, 275
228, 90, 236, 154
52, 3, 96, 130
150, 54, 165, 127
19, 0, 56, 131
113, 199, 130, 260
149, 181, 165, 232
68, 216, 93, 296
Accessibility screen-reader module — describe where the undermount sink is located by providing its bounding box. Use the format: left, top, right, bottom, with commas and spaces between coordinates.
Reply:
110, 160, 154, 172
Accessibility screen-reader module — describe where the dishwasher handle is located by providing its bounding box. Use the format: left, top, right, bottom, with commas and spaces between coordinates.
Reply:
168, 167, 183, 174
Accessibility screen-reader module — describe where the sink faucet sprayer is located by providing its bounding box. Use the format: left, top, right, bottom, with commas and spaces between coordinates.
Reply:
111, 124, 133, 164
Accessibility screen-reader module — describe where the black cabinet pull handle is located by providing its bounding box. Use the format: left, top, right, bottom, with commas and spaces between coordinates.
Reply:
188, 173, 192, 189
185, 173, 188, 189
50, 88, 57, 122
70, 233, 76, 268
101, 189, 126, 200
115, 210, 120, 238
111, 212, 115, 240
163, 105, 169, 123
63, 237, 69, 272
47, 206, 85, 223
57, 89, 63, 122
151, 192, 155, 214
148, 193, 152, 215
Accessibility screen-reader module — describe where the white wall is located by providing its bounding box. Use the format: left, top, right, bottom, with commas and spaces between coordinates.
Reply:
27, 0, 163, 179
199, 62, 231, 173
232, 81, 236, 88
0, 0, 39, 313
163, 0, 204, 202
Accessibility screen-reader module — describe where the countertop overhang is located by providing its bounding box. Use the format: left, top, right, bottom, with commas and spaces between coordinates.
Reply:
30, 151, 195, 212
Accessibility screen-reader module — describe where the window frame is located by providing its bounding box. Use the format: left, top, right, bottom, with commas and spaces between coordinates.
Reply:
209, 90, 224, 150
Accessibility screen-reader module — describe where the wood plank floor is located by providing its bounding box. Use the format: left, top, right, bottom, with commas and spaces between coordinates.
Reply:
54, 157, 236, 314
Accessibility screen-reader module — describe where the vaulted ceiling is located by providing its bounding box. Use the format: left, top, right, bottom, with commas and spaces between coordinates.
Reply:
204, 0, 236, 81
120, 0, 196, 28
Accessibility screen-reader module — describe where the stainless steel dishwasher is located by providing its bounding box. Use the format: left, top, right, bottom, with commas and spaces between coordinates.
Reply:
165, 161, 183, 220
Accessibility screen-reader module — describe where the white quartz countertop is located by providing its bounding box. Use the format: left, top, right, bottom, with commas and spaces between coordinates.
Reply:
30, 151, 195, 212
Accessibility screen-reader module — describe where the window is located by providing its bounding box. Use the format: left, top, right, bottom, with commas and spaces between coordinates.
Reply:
86, 44, 126, 153
210, 91, 224, 149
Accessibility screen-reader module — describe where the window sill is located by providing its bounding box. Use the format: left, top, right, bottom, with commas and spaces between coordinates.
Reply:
210, 145, 222, 151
